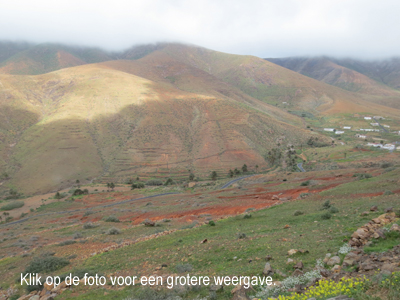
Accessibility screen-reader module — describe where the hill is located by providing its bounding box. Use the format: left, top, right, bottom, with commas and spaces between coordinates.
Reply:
1, 42, 400, 196
0, 43, 114, 75
267, 56, 400, 109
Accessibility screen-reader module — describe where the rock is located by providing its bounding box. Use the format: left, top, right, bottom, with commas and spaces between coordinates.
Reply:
319, 269, 331, 278
372, 218, 381, 224
284, 224, 291, 229
391, 224, 400, 232
263, 263, 274, 276
351, 228, 369, 239
143, 219, 155, 226
331, 265, 341, 273
272, 195, 279, 200
201, 239, 207, 243
209, 284, 223, 292
292, 269, 304, 277
327, 256, 341, 266
294, 261, 304, 270
373, 229, 386, 239
360, 211, 369, 216
288, 249, 298, 256
370, 205, 378, 211
342, 257, 355, 267
381, 263, 397, 275
188, 182, 196, 188
275, 269, 287, 277
28, 296, 39, 300
323, 253, 332, 263
231, 285, 251, 300
287, 258, 294, 264
385, 207, 394, 213
279, 196, 292, 201
265, 255, 273, 261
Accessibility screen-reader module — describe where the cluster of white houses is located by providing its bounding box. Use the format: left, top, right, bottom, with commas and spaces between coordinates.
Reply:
366, 142, 400, 151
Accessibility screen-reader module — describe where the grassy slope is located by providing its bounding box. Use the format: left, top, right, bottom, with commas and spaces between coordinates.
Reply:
0, 62, 315, 195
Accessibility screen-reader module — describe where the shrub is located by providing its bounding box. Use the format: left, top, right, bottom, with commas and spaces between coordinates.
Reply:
145, 179, 163, 186
384, 190, 394, 195
243, 214, 252, 219
1, 201, 24, 211
73, 232, 83, 239
237, 233, 246, 239
300, 180, 310, 186
322, 200, 331, 210
299, 193, 309, 198
164, 178, 175, 186
104, 216, 120, 222
293, 210, 304, 216
381, 162, 393, 169
25, 256, 69, 273
106, 227, 120, 235
131, 182, 145, 189
329, 206, 339, 213
83, 211, 94, 217
321, 212, 332, 220
83, 222, 97, 229
353, 173, 372, 180
175, 263, 193, 273
57, 240, 76, 246
208, 220, 215, 226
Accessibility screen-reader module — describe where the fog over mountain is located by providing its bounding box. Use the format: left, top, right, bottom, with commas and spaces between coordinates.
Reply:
1, 0, 400, 59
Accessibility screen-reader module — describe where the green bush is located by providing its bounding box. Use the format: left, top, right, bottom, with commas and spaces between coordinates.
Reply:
83, 222, 97, 229
243, 214, 252, 219
57, 240, 76, 246
25, 256, 69, 273
131, 182, 145, 189
329, 207, 339, 213
353, 173, 372, 180
237, 233, 246, 239
106, 227, 120, 235
322, 200, 331, 210
1, 201, 24, 211
300, 180, 310, 186
208, 220, 215, 226
175, 263, 193, 273
104, 216, 120, 222
384, 190, 394, 195
164, 178, 175, 186
293, 210, 304, 216
321, 212, 332, 220
145, 179, 163, 186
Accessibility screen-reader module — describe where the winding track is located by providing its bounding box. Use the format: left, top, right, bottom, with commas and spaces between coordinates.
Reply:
297, 163, 306, 172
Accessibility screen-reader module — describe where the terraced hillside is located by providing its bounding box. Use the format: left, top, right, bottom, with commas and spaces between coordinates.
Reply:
1, 42, 400, 196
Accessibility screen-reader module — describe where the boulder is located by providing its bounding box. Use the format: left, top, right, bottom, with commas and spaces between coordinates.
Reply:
391, 224, 400, 232
327, 256, 341, 266
263, 263, 274, 276
370, 205, 378, 211
292, 269, 304, 277
231, 285, 251, 300
294, 261, 304, 270
143, 219, 155, 226
288, 249, 298, 256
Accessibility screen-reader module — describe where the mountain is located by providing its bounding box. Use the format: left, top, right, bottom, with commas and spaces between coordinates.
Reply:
1, 42, 399, 196
0, 43, 114, 75
266, 56, 400, 109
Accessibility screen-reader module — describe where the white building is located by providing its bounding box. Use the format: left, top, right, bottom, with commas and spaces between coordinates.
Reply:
343, 126, 352, 129
374, 116, 384, 120
384, 125, 390, 128
324, 128, 335, 132
382, 144, 395, 150
335, 131, 344, 134
370, 123, 379, 126
367, 142, 382, 148
374, 129, 380, 132
356, 134, 367, 139
364, 117, 372, 120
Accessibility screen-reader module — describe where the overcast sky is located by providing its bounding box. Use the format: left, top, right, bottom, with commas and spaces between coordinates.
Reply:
1, 0, 399, 58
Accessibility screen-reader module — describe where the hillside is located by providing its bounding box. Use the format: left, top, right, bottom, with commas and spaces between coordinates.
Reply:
1, 42, 400, 196
0, 61, 316, 196
0, 43, 114, 75
267, 56, 400, 109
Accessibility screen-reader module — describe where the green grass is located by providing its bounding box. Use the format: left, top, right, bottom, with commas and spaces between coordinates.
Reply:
0, 201, 24, 211
364, 231, 400, 254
